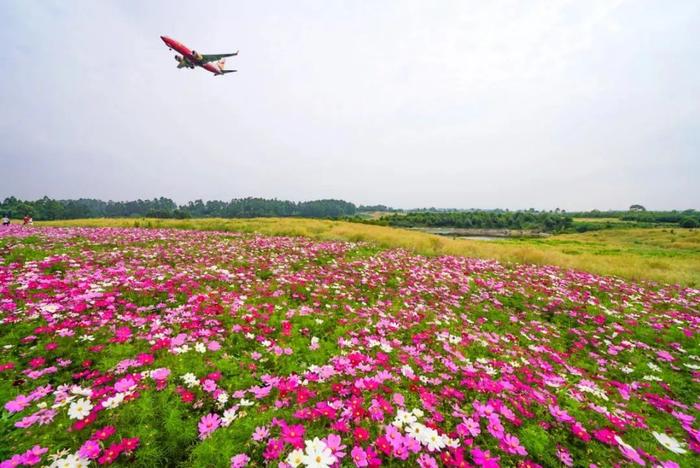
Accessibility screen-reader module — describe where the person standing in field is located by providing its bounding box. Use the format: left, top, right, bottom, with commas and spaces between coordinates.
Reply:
23, 215, 29, 225
2, 215, 9, 226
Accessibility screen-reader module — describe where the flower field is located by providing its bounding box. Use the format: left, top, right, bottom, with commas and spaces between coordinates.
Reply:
1, 226, 698, 467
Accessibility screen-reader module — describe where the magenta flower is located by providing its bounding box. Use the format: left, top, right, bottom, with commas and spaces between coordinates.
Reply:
92, 425, 116, 441
20, 445, 47, 466
281, 423, 305, 448
79, 439, 101, 459
471, 447, 500, 468
350, 446, 368, 467
263, 438, 284, 460
500, 433, 527, 456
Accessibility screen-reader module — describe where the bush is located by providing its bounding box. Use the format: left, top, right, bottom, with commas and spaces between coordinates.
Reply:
679, 217, 698, 228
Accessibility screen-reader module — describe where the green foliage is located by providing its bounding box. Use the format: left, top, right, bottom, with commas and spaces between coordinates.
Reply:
372, 210, 573, 232
0, 196, 357, 221
680, 217, 698, 228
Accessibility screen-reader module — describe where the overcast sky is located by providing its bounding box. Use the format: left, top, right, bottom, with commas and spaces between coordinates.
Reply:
0, 0, 698, 210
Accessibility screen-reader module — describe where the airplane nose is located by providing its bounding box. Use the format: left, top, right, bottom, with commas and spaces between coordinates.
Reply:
160, 36, 168, 43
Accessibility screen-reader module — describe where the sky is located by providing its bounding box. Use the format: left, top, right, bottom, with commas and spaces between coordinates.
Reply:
0, 0, 698, 211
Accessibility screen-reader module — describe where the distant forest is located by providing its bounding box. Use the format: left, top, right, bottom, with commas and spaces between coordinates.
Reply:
0, 196, 358, 220
1, 196, 697, 231
374, 210, 574, 232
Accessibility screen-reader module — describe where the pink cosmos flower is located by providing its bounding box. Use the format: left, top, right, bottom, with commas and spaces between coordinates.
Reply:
98, 442, 123, 465
354, 427, 370, 443
20, 445, 47, 466
593, 428, 617, 445
151, 368, 170, 381
486, 414, 504, 439
4, 395, 29, 413
79, 439, 101, 460
281, 423, 305, 448
322, 433, 346, 459
207, 340, 221, 351
252, 425, 270, 441
263, 438, 284, 460
548, 404, 574, 423
3, 454, 24, 467
556, 446, 573, 467
122, 437, 139, 452
202, 379, 217, 393
114, 376, 136, 392
459, 417, 481, 437
571, 422, 591, 442
15, 414, 38, 428
471, 448, 500, 468
350, 446, 368, 467
417, 454, 438, 468
619, 445, 645, 465
92, 425, 116, 441
198, 413, 221, 440
230, 454, 250, 468
500, 433, 528, 456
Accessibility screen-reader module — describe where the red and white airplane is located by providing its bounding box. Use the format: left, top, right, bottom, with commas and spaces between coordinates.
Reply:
160, 35, 238, 76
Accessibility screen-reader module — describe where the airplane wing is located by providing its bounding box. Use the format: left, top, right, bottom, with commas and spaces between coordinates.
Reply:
199, 52, 238, 63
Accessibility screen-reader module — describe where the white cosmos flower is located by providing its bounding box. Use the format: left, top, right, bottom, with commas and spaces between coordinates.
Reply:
221, 407, 238, 427
195, 342, 206, 353
285, 448, 305, 467
405, 422, 426, 441
394, 409, 417, 427
652, 431, 687, 454
239, 398, 254, 407
424, 428, 446, 452
302, 437, 336, 468
217, 392, 229, 405
445, 437, 460, 448
71, 386, 93, 397
181, 373, 199, 387
49, 453, 91, 468
102, 393, 125, 410
68, 398, 93, 420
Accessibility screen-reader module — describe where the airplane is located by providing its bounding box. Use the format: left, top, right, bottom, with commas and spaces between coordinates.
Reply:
160, 35, 238, 76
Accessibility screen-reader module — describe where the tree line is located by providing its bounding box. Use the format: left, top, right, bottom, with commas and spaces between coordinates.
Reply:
567, 209, 700, 228
0, 196, 357, 220
373, 210, 574, 232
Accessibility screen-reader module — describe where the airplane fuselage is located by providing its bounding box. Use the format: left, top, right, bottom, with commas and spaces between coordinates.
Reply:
160, 36, 224, 75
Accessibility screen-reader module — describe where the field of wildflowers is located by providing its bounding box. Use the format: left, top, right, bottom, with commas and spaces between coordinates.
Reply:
1, 226, 698, 467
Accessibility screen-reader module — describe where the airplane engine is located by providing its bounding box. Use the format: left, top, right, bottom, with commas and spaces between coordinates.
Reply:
174, 54, 183, 63
191, 50, 203, 61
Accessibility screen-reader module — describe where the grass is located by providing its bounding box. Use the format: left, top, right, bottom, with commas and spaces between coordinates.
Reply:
36, 218, 700, 286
